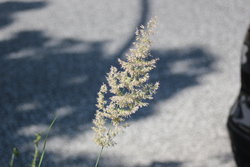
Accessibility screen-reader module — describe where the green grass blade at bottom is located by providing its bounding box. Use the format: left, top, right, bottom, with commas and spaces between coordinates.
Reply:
38, 116, 57, 167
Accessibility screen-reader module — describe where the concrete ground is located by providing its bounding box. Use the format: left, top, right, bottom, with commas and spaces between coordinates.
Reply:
1, 0, 250, 166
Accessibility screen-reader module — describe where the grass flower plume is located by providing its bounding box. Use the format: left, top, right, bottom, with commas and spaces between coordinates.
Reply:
92, 18, 159, 148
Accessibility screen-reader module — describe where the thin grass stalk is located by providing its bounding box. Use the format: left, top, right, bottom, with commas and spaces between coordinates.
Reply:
94, 146, 104, 167
31, 140, 40, 167
37, 116, 57, 167
9, 148, 18, 167
9, 153, 15, 167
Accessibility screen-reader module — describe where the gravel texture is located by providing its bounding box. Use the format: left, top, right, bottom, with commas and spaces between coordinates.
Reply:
1, 0, 250, 167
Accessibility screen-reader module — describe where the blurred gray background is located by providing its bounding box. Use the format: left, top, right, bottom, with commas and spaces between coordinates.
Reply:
1, 0, 250, 167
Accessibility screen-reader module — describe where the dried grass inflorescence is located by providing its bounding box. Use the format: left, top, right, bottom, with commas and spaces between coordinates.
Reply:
92, 18, 159, 147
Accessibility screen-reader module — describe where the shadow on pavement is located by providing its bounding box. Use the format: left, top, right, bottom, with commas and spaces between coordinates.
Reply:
132, 47, 216, 119
40, 152, 184, 167
211, 153, 234, 165
0, 29, 216, 166
0, 0, 217, 166
0, 1, 46, 29
136, 160, 183, 167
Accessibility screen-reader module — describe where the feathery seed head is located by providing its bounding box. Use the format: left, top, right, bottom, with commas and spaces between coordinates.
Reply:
92, 17, 159, 147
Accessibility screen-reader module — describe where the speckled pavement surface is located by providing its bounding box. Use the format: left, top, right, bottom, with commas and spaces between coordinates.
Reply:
1, 0, 250, 167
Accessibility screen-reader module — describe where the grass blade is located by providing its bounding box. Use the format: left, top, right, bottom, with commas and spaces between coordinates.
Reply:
9, 147, 19, 167
37, 116, 57, 167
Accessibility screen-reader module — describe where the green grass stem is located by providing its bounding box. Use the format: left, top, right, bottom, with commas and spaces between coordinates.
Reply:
94, 146, 104, 167
9, 147, 18, 167
37, 116, 57, 167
